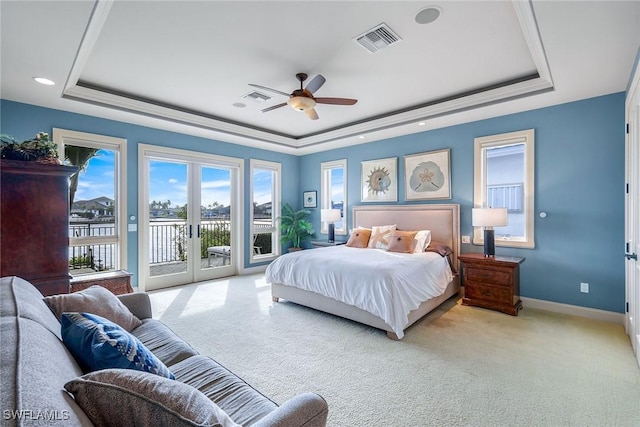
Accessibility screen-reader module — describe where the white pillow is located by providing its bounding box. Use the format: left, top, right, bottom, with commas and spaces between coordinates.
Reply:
413, 230, 432, 253
367, 225, 397, 250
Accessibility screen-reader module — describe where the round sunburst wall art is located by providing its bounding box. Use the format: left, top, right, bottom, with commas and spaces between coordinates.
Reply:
361, 157, 397, 202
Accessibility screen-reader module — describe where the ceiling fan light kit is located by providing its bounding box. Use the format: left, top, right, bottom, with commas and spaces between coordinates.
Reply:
287, 96, 317, 111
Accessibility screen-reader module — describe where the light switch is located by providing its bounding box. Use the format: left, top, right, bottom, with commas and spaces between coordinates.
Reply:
128, 224, 137, 232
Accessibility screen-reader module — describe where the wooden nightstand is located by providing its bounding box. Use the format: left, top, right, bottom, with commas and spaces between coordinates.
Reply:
459, 253, 524, 316
310, 240, 346, 248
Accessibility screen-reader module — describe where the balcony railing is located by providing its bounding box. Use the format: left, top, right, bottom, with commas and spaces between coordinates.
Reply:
69, 219, 274, 272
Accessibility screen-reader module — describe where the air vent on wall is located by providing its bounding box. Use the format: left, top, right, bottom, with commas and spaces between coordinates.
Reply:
242, 91, 271, 103
353, 23, 402, 54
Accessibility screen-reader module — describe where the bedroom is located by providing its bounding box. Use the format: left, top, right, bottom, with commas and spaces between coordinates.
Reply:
1, 0, 639, 424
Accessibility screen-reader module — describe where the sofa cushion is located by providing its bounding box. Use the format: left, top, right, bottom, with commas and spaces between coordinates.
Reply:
45, 285, 142, 331
170, 355, 278, 426
61, 312, 174, 379
131, 319, 199, 367
0, 276, 63, 338
65, 369, 240, 427
1, 317, 93, 426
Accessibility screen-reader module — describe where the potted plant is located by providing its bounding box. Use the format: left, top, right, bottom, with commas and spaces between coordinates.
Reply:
279, 203, 314, 251
1, 132, 60, 163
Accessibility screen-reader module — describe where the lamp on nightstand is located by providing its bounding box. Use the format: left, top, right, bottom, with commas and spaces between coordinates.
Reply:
472, 207, 508, 257
320, 208, 341, 243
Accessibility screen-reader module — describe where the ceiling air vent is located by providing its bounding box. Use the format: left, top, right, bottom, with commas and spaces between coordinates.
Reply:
353, 23, 402, 54
242, 91, 271, 103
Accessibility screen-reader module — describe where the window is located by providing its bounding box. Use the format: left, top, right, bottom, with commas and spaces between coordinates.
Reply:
53, 129, 127, 274
250, 159, 281, 262
321, 159, 347, 235
474, 129, 534, 248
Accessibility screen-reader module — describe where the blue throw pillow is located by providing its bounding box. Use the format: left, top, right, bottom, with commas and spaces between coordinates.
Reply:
61, 312, 174, 380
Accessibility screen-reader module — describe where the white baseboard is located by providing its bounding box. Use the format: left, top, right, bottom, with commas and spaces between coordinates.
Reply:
239, 264, 268, 275
521, 297, 624, 325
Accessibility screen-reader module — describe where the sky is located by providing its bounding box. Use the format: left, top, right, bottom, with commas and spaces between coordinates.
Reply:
73, 150, 273, 207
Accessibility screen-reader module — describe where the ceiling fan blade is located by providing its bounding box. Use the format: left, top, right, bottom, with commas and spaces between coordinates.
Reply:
248, 84, 291, 98
305, 108, 319, 120
261, 102, 287, 113
315, 97, 358, 105
304, 74, 326, 95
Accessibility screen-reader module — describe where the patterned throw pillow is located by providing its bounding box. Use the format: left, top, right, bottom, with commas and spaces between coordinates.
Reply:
346, 227, 372, 248
367, 225, 397, 250
387, 231, 418, 253
65, 369, 240, 427
61, 312, 174, 379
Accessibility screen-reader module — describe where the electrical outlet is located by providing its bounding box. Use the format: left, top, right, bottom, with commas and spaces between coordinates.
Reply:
580, 282, 589, 293
461, 235, 471, 244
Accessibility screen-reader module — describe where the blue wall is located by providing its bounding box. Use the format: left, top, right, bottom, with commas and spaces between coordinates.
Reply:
300, 93, 626, 313
0, 100, 300, 285
1, 93, 626, 313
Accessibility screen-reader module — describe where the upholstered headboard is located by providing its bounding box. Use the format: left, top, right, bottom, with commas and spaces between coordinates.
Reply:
352, 204, 460, 269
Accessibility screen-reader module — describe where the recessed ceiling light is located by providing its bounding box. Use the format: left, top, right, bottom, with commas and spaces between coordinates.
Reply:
415, 6, 442, 25
33, 77, 55, 86
358, 135, 366, 139
233, 102, 246, 108
418, 122, 426, 126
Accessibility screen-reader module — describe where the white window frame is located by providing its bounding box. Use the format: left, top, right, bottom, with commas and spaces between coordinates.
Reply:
321, 159, 347, 235
249, 159, 281, 263
473, 129, 535, 249
53, 128, 127, 271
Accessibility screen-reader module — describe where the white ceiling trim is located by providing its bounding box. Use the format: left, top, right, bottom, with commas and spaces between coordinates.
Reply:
61, 0, 553, 153
513, 0, 554, 86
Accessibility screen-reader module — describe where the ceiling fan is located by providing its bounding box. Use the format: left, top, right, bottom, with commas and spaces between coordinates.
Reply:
249, 73, 357, 120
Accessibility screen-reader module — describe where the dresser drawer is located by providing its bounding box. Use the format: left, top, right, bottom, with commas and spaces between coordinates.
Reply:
465, 267, 512, 286
464, 282, 510, 303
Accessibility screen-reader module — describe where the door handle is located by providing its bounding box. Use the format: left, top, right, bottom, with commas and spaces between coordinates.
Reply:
189, 224, 193, 239
197, 224, 201, 238
625, 253, 638, 261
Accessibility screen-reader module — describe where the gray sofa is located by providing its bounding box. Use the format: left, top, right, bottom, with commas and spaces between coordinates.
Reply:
0, 276, 328, 426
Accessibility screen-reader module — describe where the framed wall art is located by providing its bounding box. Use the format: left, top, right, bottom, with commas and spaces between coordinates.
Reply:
404, 148, 451, 200
303, 190, 317, 208
361, 157, 397, 202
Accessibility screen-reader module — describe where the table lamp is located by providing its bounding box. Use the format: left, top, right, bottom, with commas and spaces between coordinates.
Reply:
321, 208, 341, 243
472, 207, 508, 257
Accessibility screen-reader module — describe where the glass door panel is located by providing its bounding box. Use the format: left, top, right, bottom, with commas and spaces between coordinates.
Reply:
147, 160, 190, 284
197, 166, 233, 278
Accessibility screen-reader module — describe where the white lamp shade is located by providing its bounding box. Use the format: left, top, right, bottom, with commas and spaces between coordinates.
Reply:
472, 207, 508, 227
321, 208, 341, 223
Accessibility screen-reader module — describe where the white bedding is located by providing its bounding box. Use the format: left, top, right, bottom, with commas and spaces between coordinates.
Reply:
265, 245, 453, 338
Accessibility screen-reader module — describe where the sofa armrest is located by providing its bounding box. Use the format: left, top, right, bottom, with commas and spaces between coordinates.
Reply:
251, 393, 328, 427
117, 292, 152, 320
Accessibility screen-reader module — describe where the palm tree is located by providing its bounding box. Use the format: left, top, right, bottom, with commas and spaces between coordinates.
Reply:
65, 145, 99, 209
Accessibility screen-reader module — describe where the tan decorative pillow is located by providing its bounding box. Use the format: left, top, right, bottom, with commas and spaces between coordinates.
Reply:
65, 369, 240, 427
387, 231, 418, 253
346, 228, 372, 248
44, 285, 141, 332
367, 225, 397, 250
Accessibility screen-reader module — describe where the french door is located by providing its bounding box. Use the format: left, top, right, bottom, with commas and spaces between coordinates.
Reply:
625, 60, 640, 368
139, 144, 243, 291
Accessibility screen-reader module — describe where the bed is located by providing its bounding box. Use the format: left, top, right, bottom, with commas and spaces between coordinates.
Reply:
266, 204, 460, 340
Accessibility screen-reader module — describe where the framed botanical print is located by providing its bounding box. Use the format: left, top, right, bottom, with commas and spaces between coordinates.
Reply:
361, 157, 397, 202
404, 148, 451, 200
303, 190, 317, 208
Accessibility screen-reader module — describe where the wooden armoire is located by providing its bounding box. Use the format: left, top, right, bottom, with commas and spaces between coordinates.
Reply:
1, 160, 78, 296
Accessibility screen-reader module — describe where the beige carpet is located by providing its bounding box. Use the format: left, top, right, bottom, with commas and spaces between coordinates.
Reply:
148, 274, 640, 426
